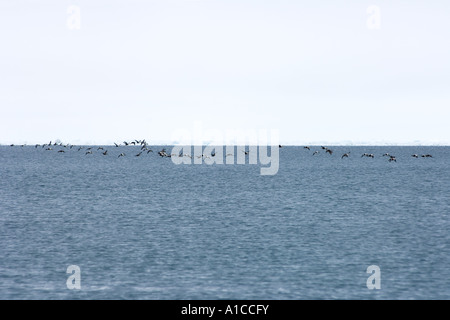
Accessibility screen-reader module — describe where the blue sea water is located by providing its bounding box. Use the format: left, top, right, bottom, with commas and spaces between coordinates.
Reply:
0, 145, 449, 300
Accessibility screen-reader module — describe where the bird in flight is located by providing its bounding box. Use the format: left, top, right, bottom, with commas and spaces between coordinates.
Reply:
389, 156, 397, 162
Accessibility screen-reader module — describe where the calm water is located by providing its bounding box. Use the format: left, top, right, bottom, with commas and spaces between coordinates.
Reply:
1, 145, 449, 299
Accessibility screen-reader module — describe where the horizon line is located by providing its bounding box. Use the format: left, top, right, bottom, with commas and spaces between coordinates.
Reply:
2, 142, 450, 147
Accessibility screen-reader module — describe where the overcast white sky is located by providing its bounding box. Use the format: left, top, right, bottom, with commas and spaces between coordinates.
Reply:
1, 0, 449, 145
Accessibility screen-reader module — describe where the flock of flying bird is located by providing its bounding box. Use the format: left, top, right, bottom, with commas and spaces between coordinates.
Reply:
8, 140, 174, 158
302, 146, 433, 162
8, 142, 434, 162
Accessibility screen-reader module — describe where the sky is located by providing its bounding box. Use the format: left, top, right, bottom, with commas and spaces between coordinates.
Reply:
1, 0, 449, 145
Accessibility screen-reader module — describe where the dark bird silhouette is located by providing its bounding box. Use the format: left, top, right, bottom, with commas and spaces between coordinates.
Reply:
135, 152, 142, 157
389, 156, 397, 162
304, 146, 310, 150
147, 149, 153, 154
97, 147, 104, 151
412, 154, 419, 158
102, 150, 108, 155
158, 149, 170, 157
85, 151, 93, 155
118, 153, 125, 158
341, 152, 350, 159
58, 150, 65, 153
313, 151, 319, 156
123, 141, 129, 146
326, 149, 333, 155
114, 142, 120, 147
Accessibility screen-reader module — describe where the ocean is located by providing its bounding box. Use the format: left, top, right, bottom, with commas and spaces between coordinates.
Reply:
0, 145, 449, 299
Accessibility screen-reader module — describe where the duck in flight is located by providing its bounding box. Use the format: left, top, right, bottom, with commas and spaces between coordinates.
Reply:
341, 152, 350, 159
118, 153, 126, 158
158, 149, 169, 157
